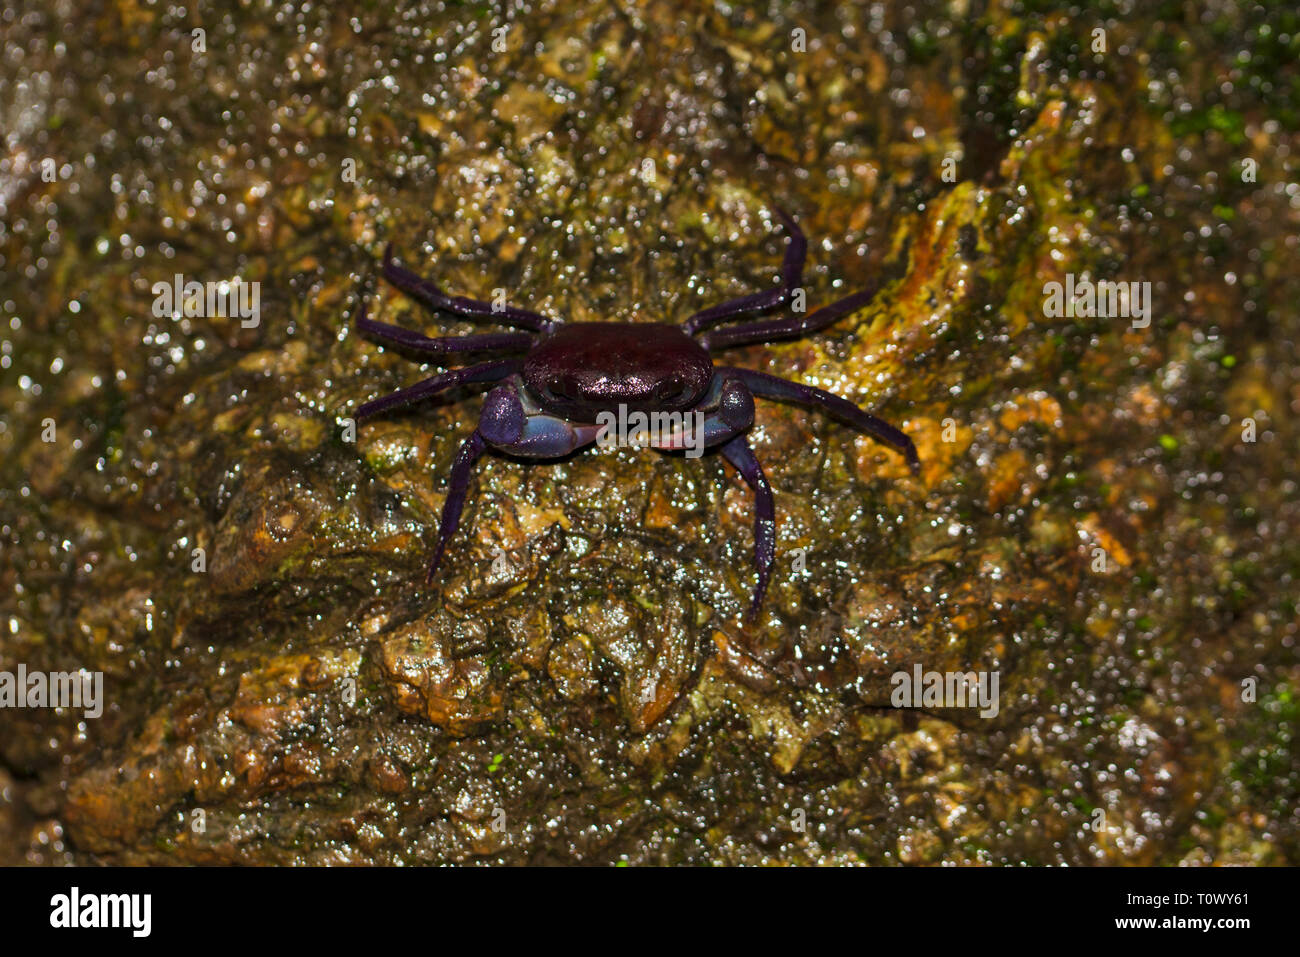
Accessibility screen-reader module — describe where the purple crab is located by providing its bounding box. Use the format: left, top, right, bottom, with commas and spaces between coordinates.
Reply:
353, 210, 918, 619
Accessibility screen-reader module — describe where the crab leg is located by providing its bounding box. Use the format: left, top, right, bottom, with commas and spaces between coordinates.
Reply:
382, 243, 556, 333
683, 208, 806, 336
353, 358, 522, 422
718, 434, 776, 620
426, 430, 489, 582
356, 302, 534, 356
699, 284, 879, 351
718, 366, 919, 473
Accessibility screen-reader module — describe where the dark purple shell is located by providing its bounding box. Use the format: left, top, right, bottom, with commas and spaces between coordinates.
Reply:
522, 323, 714, 421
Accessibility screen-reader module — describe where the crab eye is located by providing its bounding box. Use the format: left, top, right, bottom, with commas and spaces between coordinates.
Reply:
544, 376, 569, 402
659, 376, 691, 403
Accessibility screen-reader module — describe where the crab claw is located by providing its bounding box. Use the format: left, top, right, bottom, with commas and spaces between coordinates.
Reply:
479, 380, 600, 458
653, 374, 755, 454
481, 384, 526, 446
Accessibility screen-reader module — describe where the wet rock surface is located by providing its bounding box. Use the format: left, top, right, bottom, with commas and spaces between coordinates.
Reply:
1, 1, 1296, 864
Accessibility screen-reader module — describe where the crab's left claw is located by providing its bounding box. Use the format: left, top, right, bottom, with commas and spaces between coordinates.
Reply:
651, 373, 756, 454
